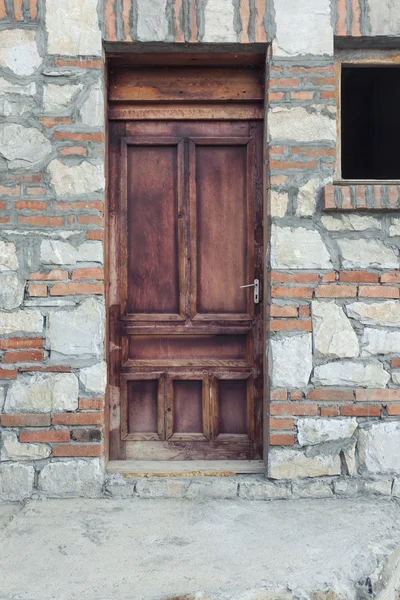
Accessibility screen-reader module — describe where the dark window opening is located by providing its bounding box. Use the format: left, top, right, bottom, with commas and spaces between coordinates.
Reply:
341, 66, 400, 180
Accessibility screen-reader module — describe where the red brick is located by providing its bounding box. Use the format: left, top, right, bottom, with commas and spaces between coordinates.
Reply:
270, 175, 287, 186
28, 270, 68, 281
20, 429, 70, 443
340, 405, 381, 417
291, 91, 314, 100
392, 358, 400, 368
356, 389, 400, 402
72, 268, 104, 281
298, 305, 311, 318
55, 201, 104, 213
28, 284, 47, 297
291, 148, 336, 158
290, 66, 335, 73
320, 406, 339, 417
86, 230, 104, 241
58, 146, 88, 156
50, 282, 104, 296
270, 403, 318, 416
0, 185, 19, 197
79, 397, 104, 410
3, 350, 44, 363
38, 117, 73, 128
269, 78, 301, 88
18, 216, 63, 227
52, 412, 103, 426
52, 444, 103, 457
26, 187, 46, 196
359, 286, 399, 299
270, 305, 298, 318
15, 201, 47, 211
0, 338, 42, 350
321, 271, 336, 283
269, 146, 285, 155
315, 285, 357, 298
270, 319, 312, 332
271, 272, 319, 283
78, 215, 104, 226
270, 390, 287, 401
312, 77, 336, 86
381, 272, 400, 284
307, 389, 354, 401
271, 286, 313, 299
28, 0, 38, 19
0, 414, 50, 427
0, 201, 5, 210
269, 92, 284, 101
270, 160, 317, 170
269, 433, 295, 446
54, 132, 103, 143
56, 59, 103, 68
0, 217, 10, 224
289, 392, 302, 401
387, 404, 400, 416
0, 368, 18, 379
339, 271, 379, 283
19, 365, 70, 373
71, 428, 102, 443
321, 90, 335, 100
7, 174, 42, 183
269, 417, 295, 430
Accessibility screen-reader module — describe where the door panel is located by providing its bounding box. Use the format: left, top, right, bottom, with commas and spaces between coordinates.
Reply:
110, 119, 263, 461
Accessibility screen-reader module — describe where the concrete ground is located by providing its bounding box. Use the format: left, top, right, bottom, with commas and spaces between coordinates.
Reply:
0, 498, 400, 600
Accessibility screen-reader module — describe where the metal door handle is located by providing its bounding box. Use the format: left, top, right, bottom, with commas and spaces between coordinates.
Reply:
240, 279, 259, 304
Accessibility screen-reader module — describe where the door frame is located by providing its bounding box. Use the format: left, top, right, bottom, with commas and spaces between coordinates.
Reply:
104, 49, 269, 470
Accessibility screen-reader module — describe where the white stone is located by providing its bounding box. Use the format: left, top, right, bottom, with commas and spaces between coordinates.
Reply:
333, 479, 360, 497
347, 301, 400, 328
344, 441, 357, 476
238, 480, 291, 500
269, 448, 341, 479
313, 361, 390, 387
273, 0, 333, 56
1, 432, 51, 461
269, 107, 336, 142
297, 417, 358, 447
271, 333, 312, 388
296, 178, 327, 217
0, 241, 18, 272
361, 328, 400, 357
203, 0, 236, 42
389, 218, 400, 237
80, 79, 104, 127
0, 97, 32, 117
393, 479, 400, 498
0, 310, 43, 335
392, 371, 400, 385
338, 239, 399, 270
137, 0, 168, 42
46, 0, 102, 56
39, 459, 103, 498
0, 387, 4, 412
78, 241, 103, 263
0, 463, 34, 502
48, 298, 104, 359
0, 78, 36, 96
322, 215, 382, 231
5, 373, 79, 414
312, 301, 359, 358
292, 480, 333, 499
3, 229, 75, 240
358, 422, 400, 476
43, 83, 83, 113
0, 273, 25, 310
41, 240, 79, 265
79, 362, 107, 394
0, 124, 52, 170
270, 191, 288, 218
48, 160, 105, 196
363, 479, 393, 496
271, 225, 332, 269
369, 0, 400, 36
0, 29, 42, 76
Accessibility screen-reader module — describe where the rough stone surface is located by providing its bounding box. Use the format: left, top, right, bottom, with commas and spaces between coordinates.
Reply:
135, 478, 188, 499
137, 0, 168, 42
338, 239, 399, 270
292, 480, 333, 499
238, 480, 291, 500
46, 0, 102, 56
0, 241, 18, 272
0, 273, 25, 310
43, 83, 83, 112
0, 29, 42, 76
0, 310, 43, 335
203, 0, 236, 42
269, 448, 341, 479
363, 479, 393, 496
39, 459, 103, 498
80, 80, 104, 127
361, 328, 400, 356
79, 362, 107, 394
296, 178, 326, 217
0, 387, 4, 412
0, 463, 34, 502
344, 442, 357, 476
393, 479, 400, 498
347, 301, 400, 327
0, 78, 36, 96
0, 124, 52, 170
270, 191, 289, 217
1, 432, 51, 461
271, 333, 312, 388
5, 373, 79, 413
313, 361, 390, 387
185, 479, 238, 500
321, 215, 382, 231
389, 218, 400, 237
297, 418, 358, 447
312, 301, 359, 358
48, 160, 105, 196
271, 226, 332, 269
273, 0, 333, 56
41, 240, 103, 265
78, 241, 103, 263
269, 107, 336, 142
369, 0, 400, 35
358, 422, 400, 476
48, 298, 104, 359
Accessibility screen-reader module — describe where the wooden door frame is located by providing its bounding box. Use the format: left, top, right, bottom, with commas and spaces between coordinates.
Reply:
104, 49, 269, 471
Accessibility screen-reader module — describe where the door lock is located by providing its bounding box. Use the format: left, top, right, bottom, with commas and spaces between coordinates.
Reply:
240, 279, 259, 304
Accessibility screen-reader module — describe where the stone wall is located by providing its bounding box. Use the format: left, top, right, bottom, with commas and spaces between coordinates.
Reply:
0, 0, 400, 501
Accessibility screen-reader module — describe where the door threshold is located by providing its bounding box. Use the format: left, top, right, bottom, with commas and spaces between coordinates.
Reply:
107, 460, 266, 478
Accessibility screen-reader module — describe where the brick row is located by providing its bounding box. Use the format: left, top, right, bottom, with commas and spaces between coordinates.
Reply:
324, 184, 400, 211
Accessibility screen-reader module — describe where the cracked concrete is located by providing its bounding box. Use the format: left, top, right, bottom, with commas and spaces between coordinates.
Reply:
0, 498, 399, 600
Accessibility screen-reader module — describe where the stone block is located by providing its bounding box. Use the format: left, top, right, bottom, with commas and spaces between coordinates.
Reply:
0, 78, 36, 96
296, 178, 329, 217
0, 310, 43, 335
369, 0, 400, 35
0, 124, 52, 171
0, 241, 18, 272
393, 479, 400, 498
361, 328, 400, 357
80, 79, 105, 128
338, 239, 399, 270
271, 333, 312, 388
313, 361, 390, 387
347, 301, 400, 328
137, 0, 168, 42
271, 225, 332, 269
43, 83, 83, 113
292, 480, 333, 498
343, 441, 357, 476
322, 215, 382, 231
203, 0, 236, 42
358, 422, 400, 476
0, 29, 42, 76
297, 418, 358, 447
333, 478, 360, 497
389, 218, 400, 237
270, 191, 288, 218
0, 386, 4, 412
48, 160, 104, 196
273, 0, 333, 56
46, 0, 102, 56
363, 479, 393, 496
184, 478, 238, 499
78, 241, 103, 263
136, 478, 189, 499
0, 273, 25, 310
269, 107, 335, 143
38, 459, 103, 498
312, 301, 359, 359
269, 448, 341, 479
1, 432, 51, 461
0, 97, 33, 118
238, 479, 291, 500
0, 463, 34, 502
79, 362, 107, 394
5, 373, 79, 413
41, 240, 79, 265
48, 298, 104, 359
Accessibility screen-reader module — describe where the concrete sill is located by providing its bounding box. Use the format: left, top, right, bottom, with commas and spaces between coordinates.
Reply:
107, 460, 266, 477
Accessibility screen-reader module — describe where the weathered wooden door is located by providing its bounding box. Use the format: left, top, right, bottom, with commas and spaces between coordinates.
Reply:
108, 64, 264, 462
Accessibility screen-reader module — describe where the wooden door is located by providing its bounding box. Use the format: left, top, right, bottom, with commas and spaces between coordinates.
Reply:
109, 119, 264, 461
